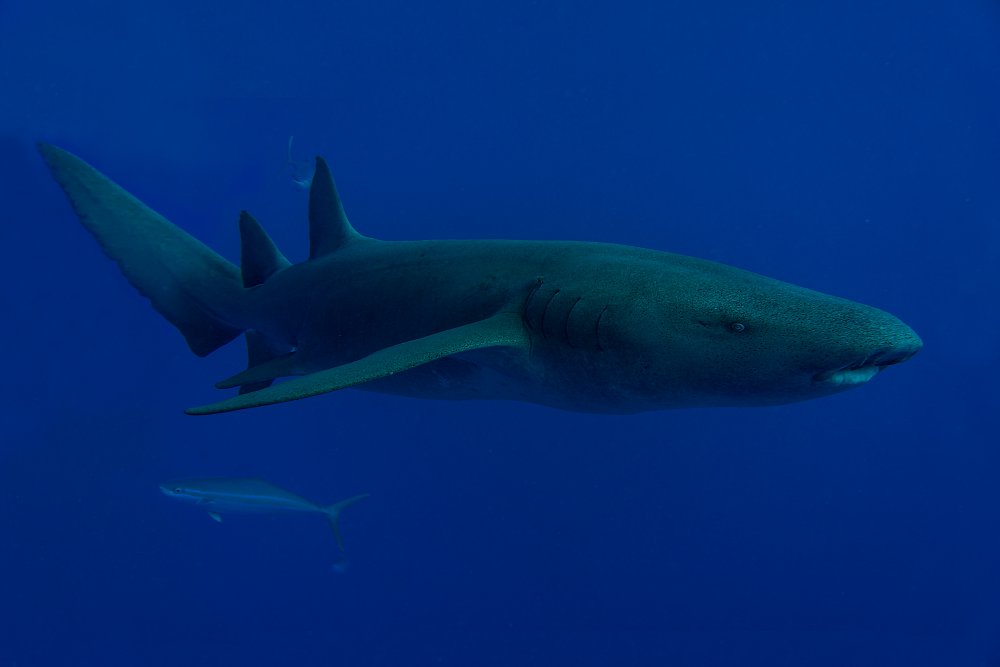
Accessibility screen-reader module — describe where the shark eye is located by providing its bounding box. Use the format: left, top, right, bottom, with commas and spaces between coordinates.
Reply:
173, 488, 183, 493
729, 322, 746, 333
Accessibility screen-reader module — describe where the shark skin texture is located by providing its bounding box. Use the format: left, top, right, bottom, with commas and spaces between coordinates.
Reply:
39, 143, 922, 416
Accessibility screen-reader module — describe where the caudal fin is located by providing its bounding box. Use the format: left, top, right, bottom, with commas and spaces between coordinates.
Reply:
323, 494, 370, 551
39, 143, 246, 357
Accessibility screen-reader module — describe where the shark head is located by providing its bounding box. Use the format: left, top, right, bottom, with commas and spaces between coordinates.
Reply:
571, 253, 922, 410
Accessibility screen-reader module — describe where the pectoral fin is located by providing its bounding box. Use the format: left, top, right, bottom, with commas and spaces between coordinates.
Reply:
208, 512, 223, 523
186, 311, 529, 415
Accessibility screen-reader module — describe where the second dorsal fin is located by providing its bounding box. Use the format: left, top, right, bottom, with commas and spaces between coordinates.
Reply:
309, 156, 363, 258
239, 211, 290, 287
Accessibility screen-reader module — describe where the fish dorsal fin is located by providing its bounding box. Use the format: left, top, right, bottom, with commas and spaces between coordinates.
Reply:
239, 211, 291, 288
309, 156, 363, 258
186, 310, 529, 415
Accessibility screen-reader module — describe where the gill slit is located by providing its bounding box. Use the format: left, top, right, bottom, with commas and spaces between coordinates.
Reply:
539, 289, 561, 341
522, 279, 543, 331
595, 305, 609, 352
564, 297, 582, 348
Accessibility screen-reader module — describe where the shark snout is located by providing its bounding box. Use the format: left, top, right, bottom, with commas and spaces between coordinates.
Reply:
872, 320, 923, 367
871, 341, 921, 369
813, 315, 922, 387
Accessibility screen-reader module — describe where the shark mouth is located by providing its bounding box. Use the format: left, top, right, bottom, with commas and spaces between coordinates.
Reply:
813, 349, 916, 387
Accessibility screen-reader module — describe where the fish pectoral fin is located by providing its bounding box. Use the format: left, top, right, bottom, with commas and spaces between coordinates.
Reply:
208, 512, 223, 523
186, 310, 529, 415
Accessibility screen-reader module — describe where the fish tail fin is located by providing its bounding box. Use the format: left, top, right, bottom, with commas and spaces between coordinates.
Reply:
322, 494, 370, 551
38, 143, 249, 357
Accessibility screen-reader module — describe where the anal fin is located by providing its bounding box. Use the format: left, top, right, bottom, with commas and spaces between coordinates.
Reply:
187, 310, 529, 415
224, 331, 298, 394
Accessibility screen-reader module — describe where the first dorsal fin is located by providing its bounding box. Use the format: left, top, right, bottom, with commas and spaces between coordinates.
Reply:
309, 156, 364, 258
239, 211, 290, 287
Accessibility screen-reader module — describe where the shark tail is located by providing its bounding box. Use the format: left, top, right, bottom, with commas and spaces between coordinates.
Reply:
38, 143, 250, 357
322, 494, 370, 551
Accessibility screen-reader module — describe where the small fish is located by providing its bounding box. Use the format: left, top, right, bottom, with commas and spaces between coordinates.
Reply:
285, 135, 314, 189
160, 477, 368, 551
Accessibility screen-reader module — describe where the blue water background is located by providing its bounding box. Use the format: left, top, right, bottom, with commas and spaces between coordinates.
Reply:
2, 1, 999, 665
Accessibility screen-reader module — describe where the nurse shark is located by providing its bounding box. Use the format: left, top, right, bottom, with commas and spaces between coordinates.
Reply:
39, 144, 922, 415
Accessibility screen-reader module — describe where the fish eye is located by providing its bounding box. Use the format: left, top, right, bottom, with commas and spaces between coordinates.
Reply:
729, 322, 746, 333
173, 488, 182, 493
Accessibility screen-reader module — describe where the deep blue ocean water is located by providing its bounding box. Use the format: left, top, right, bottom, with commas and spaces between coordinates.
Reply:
2, 1, 999, 665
